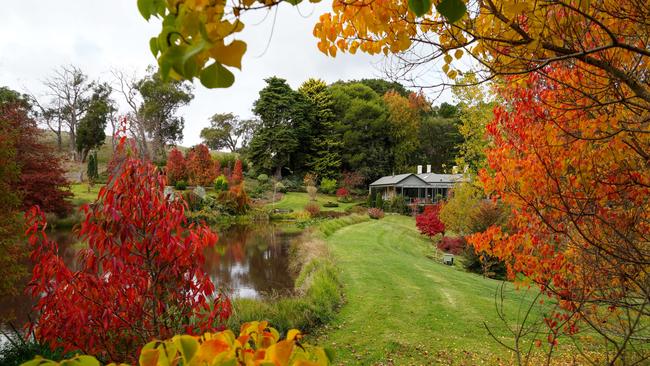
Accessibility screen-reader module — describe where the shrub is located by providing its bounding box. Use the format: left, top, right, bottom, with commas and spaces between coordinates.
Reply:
186, 144, 217, 186
366, 194, 373, 208
24, 140, 229, 363
323, 201, 339, 208
416, 204, 445, 238
257, 173, 269, 184
274, 181, 287, 193
174, 179, 187, 190
231, 159, 243, 184
182, 190, 203, 211
374, 192, 383, 209
214, 175, 229, 192
306, 185, 318, 201
319, 177, 337, 194
386, 195, 409, 215
218, 184, 250, 215
281, 176, 303, 192
165, 148, 187, 185
336, 187, 350, 201
341, 171, 364, 189
368, 208, 384, 219
24, 322, 330, 366
303, 172, 317, 187
304, 202, 321, 218
437, 236, 466, 255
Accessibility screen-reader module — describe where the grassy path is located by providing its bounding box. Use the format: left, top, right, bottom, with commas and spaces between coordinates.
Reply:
314, 215, 538, 365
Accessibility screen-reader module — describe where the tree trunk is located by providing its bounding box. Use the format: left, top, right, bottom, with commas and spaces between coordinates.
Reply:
274, 166, 282, 181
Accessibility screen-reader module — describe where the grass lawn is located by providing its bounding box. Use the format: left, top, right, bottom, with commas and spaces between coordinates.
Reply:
69, 183, 102, 206
265, 192, 360, 212
313, 215, 552, 365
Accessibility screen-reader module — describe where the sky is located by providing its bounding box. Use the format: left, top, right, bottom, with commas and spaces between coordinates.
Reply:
0, 1, 452, 146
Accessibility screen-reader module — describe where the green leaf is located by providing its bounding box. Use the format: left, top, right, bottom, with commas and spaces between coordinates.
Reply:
436, 0, 467, 23
149, 37, 159, 56
137, 0, 154, 20
174, 335, 199, 364
200, 62, 235, 88
409, 0, 432, 17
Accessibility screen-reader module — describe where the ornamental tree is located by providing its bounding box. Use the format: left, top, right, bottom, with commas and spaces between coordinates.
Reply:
186, 144, 217, 186
1, 99, 71, 217
25, 137, 230, 363
231, 159, 243, 184
416, 204, 445, 238
468, 68, 649, 362
165, 147, 187, 185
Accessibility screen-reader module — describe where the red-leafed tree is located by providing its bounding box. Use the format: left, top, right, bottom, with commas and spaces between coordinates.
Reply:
165, 147, 187, 185
231, 159, 243, 184
25, 137, 230, 363
1, 102, 71, 217
186, 144, 216, 186
416, 204, 445, 238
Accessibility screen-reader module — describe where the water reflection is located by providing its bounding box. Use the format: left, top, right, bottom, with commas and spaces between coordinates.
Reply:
207, 224, 296, 299
0, 223, 296, 335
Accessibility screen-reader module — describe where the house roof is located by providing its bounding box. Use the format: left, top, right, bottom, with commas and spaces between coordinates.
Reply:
417, 173, 464, 184
370, 173, 421, 186
370, 172, 466, 187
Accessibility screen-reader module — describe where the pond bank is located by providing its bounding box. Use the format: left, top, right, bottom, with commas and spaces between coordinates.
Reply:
225, 214, 370, 335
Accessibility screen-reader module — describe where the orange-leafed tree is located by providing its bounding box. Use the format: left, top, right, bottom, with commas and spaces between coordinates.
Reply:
165, 147, 187, 185
467, 67, 649, 363
231, 159, 243, 184
186, 144, 217, 187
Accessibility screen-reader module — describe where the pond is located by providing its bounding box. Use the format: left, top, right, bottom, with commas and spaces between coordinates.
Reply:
0, 222, 298, 340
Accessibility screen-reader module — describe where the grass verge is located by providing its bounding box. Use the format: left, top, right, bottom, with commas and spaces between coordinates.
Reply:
225, 215, 369, 335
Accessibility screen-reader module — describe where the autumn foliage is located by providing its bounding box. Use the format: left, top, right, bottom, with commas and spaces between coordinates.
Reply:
231, 159, 243, 184
165, 147, 187, 185
415, 204, 445, 238
25, 137, 230, 363
2, 103, 71, 216
187, 144, 217, 186
26, 321, 331, 366
468, 68, 650, 355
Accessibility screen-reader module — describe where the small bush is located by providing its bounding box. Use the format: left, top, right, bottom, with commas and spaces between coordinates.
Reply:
213, 175, 229, 192
256, 173, 269, 183
386, 195, 409, 215
274, 181, 287, 193
437, 236, 466, 255
304, 202, 321, 217
319, 178, 337, 194
323, 201, 339, 208
303, 173, 317, 187
374, 193, 383, 209
174, 180, 187, 190
336, 187, 351, 202
368, 208, 385, 219
306, 185, 318, 201
182, 190, 202, 211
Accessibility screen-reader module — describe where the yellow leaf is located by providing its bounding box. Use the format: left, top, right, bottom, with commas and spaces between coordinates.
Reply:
139, 349, 160, 366
454, 49, 463, 59
286, 329, 302, 341
212, 40, 247, 69
444, 53, 453, 64
265, 340, 293, 364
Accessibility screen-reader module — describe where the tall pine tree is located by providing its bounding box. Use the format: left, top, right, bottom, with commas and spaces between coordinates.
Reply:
298, 79, 341, 179
249, 77, 309, 179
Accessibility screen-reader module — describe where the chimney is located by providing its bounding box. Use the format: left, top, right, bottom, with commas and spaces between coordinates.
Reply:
426, 164, 431, 173
417, 165, 423, 174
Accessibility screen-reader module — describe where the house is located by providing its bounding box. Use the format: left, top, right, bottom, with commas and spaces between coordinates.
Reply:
368, 165, 464, 203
